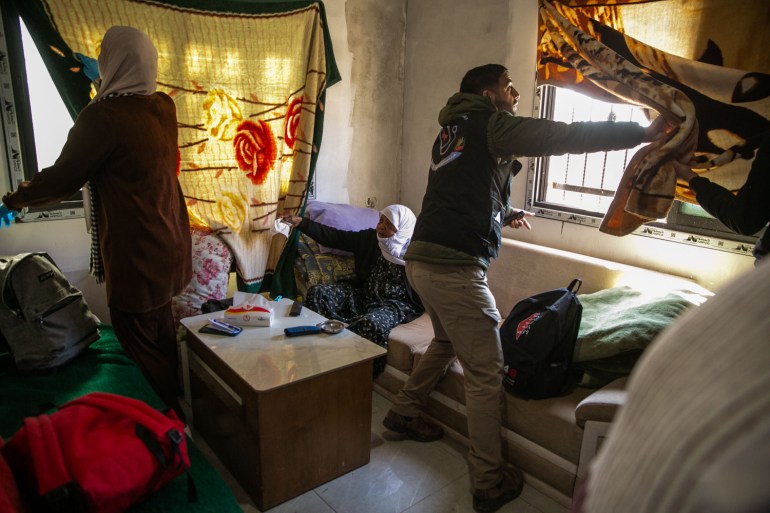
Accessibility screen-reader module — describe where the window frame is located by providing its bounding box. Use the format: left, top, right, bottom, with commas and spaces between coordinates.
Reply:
0, 2, 84, 221
526, 84, 760, 256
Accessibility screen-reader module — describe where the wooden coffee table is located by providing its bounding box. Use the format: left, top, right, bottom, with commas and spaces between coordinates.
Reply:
180, 299, 386, 510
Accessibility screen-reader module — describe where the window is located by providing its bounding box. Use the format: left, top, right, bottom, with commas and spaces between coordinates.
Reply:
0, 5, 82, 221
533, 85, 649, 215
528, 85, 760, 254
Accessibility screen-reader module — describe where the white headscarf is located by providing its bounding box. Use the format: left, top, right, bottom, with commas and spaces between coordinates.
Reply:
92, 26, 158, 103
377, 205, 416, 266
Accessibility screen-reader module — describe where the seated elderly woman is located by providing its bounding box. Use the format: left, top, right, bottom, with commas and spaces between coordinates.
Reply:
282, 205, 423, 375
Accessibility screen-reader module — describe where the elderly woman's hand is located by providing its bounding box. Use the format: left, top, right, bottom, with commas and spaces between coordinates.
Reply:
280, 215, 303, 228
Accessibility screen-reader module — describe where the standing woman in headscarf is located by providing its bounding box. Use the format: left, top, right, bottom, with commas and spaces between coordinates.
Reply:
2, 26, 192, 421
282, 205, 423, 375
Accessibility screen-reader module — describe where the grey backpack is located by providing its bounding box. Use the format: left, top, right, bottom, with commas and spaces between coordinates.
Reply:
0, 252, 100, 371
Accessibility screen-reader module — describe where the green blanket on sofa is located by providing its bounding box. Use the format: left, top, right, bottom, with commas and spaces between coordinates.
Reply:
574, 285, 710, 387
0, 325, 241, 513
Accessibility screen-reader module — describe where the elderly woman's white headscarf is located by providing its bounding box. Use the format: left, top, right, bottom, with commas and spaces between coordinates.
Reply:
377, 205, 416, 266
92, 26, 158, 103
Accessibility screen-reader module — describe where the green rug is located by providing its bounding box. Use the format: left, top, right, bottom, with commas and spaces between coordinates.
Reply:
0, 325, 242, 513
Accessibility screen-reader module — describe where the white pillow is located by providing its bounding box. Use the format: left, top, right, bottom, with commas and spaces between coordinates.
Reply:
305, 201, 379, 255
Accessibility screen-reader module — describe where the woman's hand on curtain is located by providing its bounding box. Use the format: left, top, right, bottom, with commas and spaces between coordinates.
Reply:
672, 161, 698, 183
280, 215, 303, 228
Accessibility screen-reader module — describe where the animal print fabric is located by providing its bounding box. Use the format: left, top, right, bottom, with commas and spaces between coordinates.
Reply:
538, 0, 770, 236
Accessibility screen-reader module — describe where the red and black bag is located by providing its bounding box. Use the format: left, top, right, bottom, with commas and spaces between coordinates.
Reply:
1, 392, 192, 513
501, 278, 584, 399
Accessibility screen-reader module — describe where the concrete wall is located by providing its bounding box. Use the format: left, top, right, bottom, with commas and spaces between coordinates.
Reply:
401, 0, 518, 212
316, 0, 407, 209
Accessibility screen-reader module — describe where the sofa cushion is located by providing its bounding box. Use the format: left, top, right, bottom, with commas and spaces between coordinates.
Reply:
425, 357, 593, 465
502, 386, 594, 465
387, 313, 433, 372
389, 311, 594, 465
574, 377, 628, 428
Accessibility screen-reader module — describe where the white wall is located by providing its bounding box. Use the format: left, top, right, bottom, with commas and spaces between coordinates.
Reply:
400, 0, 534, 220
315, 0, 407, 209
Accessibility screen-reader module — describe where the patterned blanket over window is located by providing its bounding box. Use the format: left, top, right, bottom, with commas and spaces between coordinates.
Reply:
538, 0, 770, 236
14, 0, 339, 289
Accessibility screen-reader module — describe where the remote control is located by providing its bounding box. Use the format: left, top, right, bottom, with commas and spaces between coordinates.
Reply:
289, 300, 303, 317
200, 320, 242, 336
210, 319, 243, 334
284, 325, 322, 337
199, 325, 242, 336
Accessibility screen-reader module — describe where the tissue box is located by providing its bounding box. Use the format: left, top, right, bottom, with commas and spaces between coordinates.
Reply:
224, 304, 273, 326
223, 292, 274, 326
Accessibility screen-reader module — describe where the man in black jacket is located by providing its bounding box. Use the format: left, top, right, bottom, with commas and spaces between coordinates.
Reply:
382, 64, 667, 513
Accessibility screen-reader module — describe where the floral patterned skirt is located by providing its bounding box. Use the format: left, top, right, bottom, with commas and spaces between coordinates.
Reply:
305, 256, 420, 376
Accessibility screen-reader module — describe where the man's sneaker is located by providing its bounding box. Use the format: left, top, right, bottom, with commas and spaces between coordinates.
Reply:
472, 466, 524, 512
382, 410, 443, 442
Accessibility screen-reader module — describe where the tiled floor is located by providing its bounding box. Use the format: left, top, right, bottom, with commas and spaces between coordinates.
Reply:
189, 391, 569, 513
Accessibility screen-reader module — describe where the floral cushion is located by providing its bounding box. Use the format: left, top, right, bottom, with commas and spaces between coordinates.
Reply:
172, 227, 233, 325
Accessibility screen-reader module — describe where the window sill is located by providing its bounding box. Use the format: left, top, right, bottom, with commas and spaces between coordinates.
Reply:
17, 205, 84, 222
527, 204, 757, 258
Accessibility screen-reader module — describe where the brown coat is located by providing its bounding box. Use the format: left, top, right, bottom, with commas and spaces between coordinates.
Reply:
5, 93, 192, 312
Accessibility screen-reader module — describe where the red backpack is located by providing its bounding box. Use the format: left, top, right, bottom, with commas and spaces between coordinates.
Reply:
1, 392, 191, 513
0, 438, 27, 513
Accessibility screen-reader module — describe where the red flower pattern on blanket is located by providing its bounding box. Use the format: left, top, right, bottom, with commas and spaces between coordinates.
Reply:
233, 120, 277, 185
284, 97, 302, 149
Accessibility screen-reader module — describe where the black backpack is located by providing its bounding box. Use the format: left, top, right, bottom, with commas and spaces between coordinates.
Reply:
0, 253, 100, 371
500, 278, 583, 399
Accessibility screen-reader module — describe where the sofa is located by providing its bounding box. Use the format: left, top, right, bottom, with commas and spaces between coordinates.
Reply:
293, 202, 712, 507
